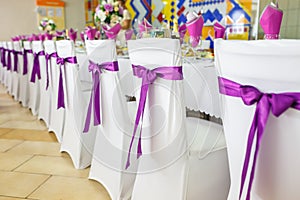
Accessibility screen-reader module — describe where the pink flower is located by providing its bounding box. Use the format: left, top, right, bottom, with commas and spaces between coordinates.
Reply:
104, 3, 113, 12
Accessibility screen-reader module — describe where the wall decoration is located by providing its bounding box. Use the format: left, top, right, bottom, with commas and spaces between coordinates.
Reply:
36, 0, 65, 30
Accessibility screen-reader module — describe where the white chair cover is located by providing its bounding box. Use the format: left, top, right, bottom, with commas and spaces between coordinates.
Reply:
29, 41, 43, 116
44, 40, 64, 142
11, 41, 22, 101
37, 41, 51, 127
87, 40, 134, 200
128, 38, 188, 200
19, 41, 32, 107
215, 39, 300, 200
57, 40, 95, 169
6, 42, 13, 95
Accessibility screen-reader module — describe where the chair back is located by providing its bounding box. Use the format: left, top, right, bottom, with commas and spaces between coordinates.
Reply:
215, 39, 300, 200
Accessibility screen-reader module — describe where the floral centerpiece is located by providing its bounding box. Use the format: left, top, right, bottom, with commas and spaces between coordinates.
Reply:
38, 18, 56, 33
94, 0, 123, 27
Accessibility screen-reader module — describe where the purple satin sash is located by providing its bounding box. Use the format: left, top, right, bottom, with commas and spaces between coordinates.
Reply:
218, 77, 300, 200
13, 50, 22, 72
23, 49, 32, 75
7, 49, 12, 70
30, 50, 45, 83
126, 64, 184, 169
0, 47, 5, 67
83, 60, 119, 133
45, 52, 58, 90
56, 56, 78, 109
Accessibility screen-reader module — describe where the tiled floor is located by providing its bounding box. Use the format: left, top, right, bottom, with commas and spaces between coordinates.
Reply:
0, 84, 111, 200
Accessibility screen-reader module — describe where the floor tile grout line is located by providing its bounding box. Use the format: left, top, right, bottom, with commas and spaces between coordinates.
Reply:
26, 174, 52, 199
11, 154, 35, 172
2, 139, 25, 153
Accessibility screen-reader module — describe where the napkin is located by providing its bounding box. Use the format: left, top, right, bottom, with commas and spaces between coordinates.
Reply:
45, 32, 53, 40
69, 28, 77, 42
39, 33, 46, 41
178, 24, 187, 44
138, 18, 152, 34
102, 23, 122, 40
85, 26, 97, 40
214, 22, 225, 39
56, 30, 66, 39
186, 12, 204, 47
80, 31, 85, 42
125, 29, 134, 40
260, 3, 283, 39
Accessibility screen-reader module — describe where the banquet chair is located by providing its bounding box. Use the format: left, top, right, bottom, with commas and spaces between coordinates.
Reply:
127, 38, 188, 200
87, 40, 135, 200
19, 41, 32, 107
37, 41, 51, 127
12, 41, 23, 101
44, 40, 64, 141
57, 40, 96, 169
29, 41, 44, 116
6, 41, 14, 95
215, 39, 300, 200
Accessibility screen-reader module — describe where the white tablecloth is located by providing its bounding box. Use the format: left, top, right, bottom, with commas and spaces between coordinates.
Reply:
75, 51, 221, 118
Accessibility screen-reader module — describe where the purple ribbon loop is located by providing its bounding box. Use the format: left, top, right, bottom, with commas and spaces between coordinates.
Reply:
83, 60, 119, 133
7, 49, 12, 70
218, 77, 300, 200
56, 56, 78, 109
30, 50, 45, 83
126, 65, 184, 169
23, 49, 32, 75
45, 52, 58, 90
13, 50, 22, 72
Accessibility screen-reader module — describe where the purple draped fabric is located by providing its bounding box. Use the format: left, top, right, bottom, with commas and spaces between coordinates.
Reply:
56, 56, 77, 109
218, 77, 300, 200
45, 52, 58, 90
7, 49, 12, 71
83, 60, 119, 133
23, 49, 32, 75
0, 47, 5, 67
30, 51, 45, 83
126, 64, 184, 169
13, 50, 22, 72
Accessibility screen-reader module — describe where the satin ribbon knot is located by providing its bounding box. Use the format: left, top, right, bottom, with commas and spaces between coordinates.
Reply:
126, 64, 183, 169
45, 52, 58, 90
83, 60, 119, 133
30, 50, 45, 83
218, 77, 300, 200
56, 56, 78, 109
23, 49, 32, 75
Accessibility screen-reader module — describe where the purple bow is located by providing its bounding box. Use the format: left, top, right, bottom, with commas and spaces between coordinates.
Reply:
45, 52, 58, 90
23, 49, 32, 75
126, 65, 184, 169
83, 60, 119, 133
13, 50, 22, 72
30, 50, 45, 83
56, 56, 78, 109
218, 77, 300, 200
7, 49, 13, 71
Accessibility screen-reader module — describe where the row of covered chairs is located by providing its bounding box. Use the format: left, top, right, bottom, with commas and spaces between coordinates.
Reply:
0, 38, 229, 200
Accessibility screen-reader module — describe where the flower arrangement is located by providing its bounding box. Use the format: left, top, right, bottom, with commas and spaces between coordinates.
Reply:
38, 18, 56, 32
94, 1, 123, 26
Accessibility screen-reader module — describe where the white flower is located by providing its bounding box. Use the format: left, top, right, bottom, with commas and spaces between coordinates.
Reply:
101, 1, 107, 5
113, 1, 119, 6
97, 10, 106, 22
38, 26, 43, 31
48, 19, 54, 24
107, 0, 113, 4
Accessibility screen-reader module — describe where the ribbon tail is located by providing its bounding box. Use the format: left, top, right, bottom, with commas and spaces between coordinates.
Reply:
14, 53, 18, 72
239, 110, 259, 200
57, 65, 65, 109
93, 73, 101, 125
7, 52, 11, 70
83, 87, 94, 133
23, 53, 28, 75
30, 56, 38, 83
46, 58, 50, 90
126, 81, 149, 169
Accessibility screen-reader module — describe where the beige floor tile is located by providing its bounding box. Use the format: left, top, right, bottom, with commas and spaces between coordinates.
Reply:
0, 129, 57, 142
7, 141, 61, 156
0, 128, 12, 136
0, 152, 32, 171
0, 139, 23, 152
0, 171, 49, 198
15, 155, 89, 178
0, 120, 47, 131
0, 196, 28, 200
29, 176, 111, 200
